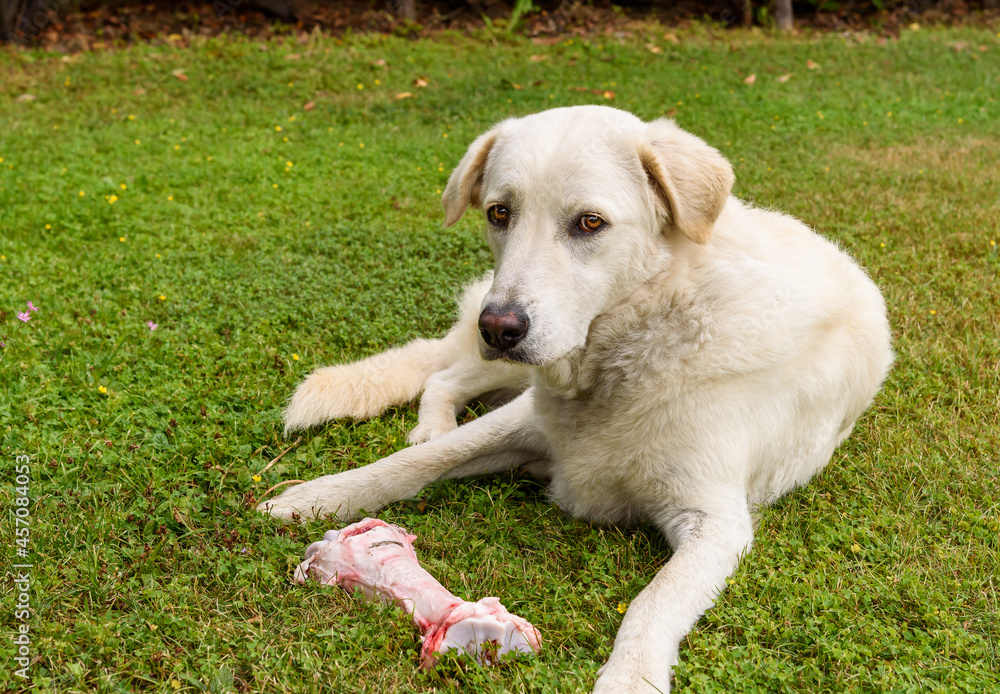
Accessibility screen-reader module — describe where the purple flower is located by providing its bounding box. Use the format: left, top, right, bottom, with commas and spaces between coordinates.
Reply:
147, 321, 158, 331
17, 311, 30, 323
0, 341, 5, 348
26, 301, 38, 312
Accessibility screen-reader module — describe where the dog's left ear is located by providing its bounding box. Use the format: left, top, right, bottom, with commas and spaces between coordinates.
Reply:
442, 129, 498, 227
638, 119, 734, 245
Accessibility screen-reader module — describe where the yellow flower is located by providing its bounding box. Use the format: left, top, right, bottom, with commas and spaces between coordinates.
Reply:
273, 183, 278, 188
158, 295, 166, 301
120, 183, 127, 190
167, 195, 174, 201
128, 114, 135, 120
119, 236, 126, 242
880, 242, 886, 248
156, 253, 161, 258
292, 353, 299, 360
45, 224, 51, 229
98, 385, 108, 394
990, 240, 996, 247
375, 79, 381, 85
252, 474, 262, 482
174, 145, 180, 150
616, 602, 627, 614
288, 115, 296, 122
275, 126, 282, 132
108, 195, 118, 204
286, 161, 293, 167
442, 133, 448, 138
851, 543, 861, 553
135, 139, 141, 145
929, 310, 937, 315
359, 143, 365, 148
79, 191, 85, 197
357, 83, 364, 90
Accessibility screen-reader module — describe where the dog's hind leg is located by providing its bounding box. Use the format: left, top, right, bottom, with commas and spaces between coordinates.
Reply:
261, 389, 547, 521
282, 331, 467, 436
408, 357, 532, 444
283, 275, 497, 437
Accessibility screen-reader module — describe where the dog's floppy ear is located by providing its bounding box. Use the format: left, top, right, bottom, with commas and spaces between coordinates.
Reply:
441, 130, 498, 227
637, 119, 734, 245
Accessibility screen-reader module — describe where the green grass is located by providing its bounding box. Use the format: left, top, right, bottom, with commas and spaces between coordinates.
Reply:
1, 24, 999, 694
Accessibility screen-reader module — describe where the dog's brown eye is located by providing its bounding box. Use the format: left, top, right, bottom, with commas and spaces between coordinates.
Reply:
577, 214, 605, 234
487, 205, 510, 227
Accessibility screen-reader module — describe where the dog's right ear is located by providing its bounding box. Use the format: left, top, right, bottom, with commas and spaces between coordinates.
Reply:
442, 130, 498, 227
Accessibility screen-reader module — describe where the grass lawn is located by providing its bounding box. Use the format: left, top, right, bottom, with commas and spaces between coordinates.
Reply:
1, 23, 999, 694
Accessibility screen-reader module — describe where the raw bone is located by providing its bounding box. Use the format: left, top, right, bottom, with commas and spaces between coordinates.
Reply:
294, 517, 541, 668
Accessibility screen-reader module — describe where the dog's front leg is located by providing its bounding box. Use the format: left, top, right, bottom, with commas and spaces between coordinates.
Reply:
258, 389, 544, 522
593, 499, 753, 694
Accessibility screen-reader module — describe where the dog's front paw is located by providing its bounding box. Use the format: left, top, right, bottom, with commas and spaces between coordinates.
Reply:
593, 656, 671, 694
256, 470, 373, 522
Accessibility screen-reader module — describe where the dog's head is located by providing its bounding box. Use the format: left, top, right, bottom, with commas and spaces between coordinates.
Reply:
443, 106, 734, 365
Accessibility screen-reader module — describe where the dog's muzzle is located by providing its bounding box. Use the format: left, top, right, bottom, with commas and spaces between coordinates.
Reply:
478, 304, 530, 354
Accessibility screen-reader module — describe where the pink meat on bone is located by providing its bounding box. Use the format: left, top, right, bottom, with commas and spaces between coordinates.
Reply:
294, 517, 541, 668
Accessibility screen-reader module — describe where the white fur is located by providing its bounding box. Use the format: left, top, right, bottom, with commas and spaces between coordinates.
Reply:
266, 106, 893, 692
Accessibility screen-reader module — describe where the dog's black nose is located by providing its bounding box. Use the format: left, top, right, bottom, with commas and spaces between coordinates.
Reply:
479, 305, 530, 351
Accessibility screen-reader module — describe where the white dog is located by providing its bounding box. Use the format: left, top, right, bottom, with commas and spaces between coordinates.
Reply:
261, 105, 893, 693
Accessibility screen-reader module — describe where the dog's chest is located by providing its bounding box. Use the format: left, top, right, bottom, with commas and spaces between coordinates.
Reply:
530, 306, 713, 526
